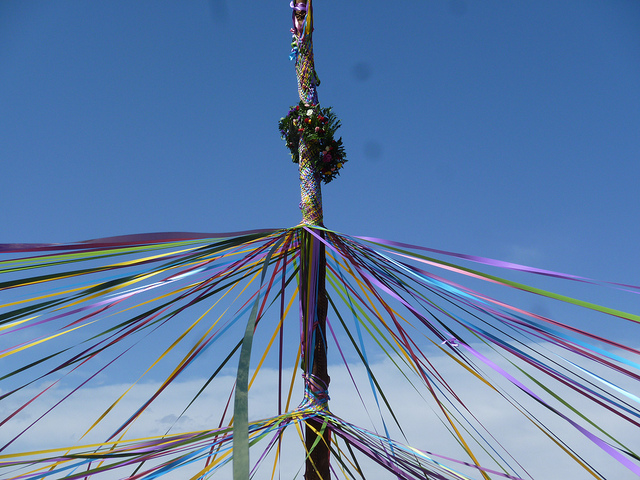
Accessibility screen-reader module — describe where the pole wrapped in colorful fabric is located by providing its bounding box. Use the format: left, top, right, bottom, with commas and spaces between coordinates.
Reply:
291, 0, 318, 106
291, 0, 323, 226
299, 140, 324, 225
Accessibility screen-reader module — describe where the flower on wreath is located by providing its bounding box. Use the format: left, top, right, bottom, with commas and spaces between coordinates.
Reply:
278, 101, 347, 184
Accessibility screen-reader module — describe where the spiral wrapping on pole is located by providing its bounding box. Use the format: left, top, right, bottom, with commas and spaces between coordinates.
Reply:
293, 5, 323, 226
299, 139, 324, 225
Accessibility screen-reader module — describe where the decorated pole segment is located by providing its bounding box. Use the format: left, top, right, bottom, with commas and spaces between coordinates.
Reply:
292, 0, 322, 226
280, 1, 345, 226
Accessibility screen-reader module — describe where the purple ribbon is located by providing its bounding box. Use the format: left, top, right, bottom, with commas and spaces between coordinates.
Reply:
290, 1, 307, 11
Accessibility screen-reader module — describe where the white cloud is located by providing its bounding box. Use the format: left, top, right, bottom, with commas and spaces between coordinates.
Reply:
1, 346, 638, 480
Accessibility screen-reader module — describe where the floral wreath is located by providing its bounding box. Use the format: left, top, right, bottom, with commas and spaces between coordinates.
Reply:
279, 102, 347, 184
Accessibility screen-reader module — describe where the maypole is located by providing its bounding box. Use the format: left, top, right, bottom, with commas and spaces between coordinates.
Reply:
292, 0, 330, 477
282, 1, 344, 478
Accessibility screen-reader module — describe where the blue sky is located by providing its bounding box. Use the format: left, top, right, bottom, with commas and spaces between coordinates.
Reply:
2, 0, 639, 288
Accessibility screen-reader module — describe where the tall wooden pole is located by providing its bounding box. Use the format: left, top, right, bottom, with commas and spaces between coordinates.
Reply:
290, 1, 331, 478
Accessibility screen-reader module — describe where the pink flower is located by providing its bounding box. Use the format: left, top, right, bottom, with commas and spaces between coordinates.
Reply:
323, 152, 332, 163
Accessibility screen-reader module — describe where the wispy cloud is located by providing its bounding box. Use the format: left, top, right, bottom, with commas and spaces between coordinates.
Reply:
3, 345, 638, 479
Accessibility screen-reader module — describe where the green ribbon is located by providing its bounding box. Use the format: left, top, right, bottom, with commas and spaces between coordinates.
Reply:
233, 237, 284, 480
